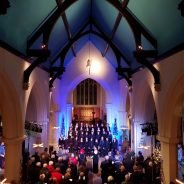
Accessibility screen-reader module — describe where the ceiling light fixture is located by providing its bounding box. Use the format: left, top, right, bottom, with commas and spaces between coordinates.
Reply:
137, 45, 143, 50
86, 59, 91, 75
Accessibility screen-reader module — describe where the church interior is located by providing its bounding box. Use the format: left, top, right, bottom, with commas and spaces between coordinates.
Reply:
0, 0, 184, 183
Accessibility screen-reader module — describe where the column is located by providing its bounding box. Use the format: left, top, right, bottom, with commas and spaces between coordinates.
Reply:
49, 111, 56, 147
158, 136, 178, 184
4, 136, 25, 183
48, 103, 60, 149
66, 103, 72, 135
117, 110, 128, 147
105, 103, 112, 128
41, 120, 49, 148
118, 110, 127, 128
133, 119, 142, 154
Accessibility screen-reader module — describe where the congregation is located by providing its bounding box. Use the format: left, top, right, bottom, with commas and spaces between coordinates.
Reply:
21, 120, 162, 184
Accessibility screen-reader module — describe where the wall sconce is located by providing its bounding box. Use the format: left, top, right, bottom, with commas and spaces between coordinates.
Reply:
120, 125, 129, 130
52, 126, 60, 129
33, 143, 44, 148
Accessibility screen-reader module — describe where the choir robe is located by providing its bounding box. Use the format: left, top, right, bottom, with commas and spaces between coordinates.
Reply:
92, 150, 99, 173
104, 140, 110, 156
99, 140, 105, 156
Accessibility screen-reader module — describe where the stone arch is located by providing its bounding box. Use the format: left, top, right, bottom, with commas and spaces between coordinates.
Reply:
66, 73, 112, 104
160, 74, 184, 140
0, 70, 23, 182
26, 81, 48, 121
157, 73, 184, 183
63, 74, 113, 133
25, 80, 49, 154
134, 80, 156, 122
133, 78, 157, 156
0, 75, 23, 138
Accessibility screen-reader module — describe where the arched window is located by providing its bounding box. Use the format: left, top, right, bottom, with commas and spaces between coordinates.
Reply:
76, 78, 97, 105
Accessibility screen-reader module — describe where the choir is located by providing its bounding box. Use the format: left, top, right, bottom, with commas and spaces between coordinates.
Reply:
58, 120, 119, 157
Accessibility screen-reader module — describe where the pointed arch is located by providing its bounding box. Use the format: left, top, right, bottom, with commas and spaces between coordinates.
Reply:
25, 80, 49, 154
66, 73, 112, 104
0, 70, 23, 182
159, 74, 184, 139
0, 71, 23, 139
133, 80, 156, 122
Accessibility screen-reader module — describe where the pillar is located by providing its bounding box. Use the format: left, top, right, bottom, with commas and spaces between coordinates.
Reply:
41, 121, 49, 148
117, 110, 128, 145
158, 135, 178, 184
117, 110, 127, 128
105, 103, 112, 128
66, 103, 72, 135
49, 103, 60, 149
4, 136, 25, 183
49, 113, 56, 146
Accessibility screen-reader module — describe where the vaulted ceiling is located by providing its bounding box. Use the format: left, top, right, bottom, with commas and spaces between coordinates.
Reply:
0, 0, 184, 90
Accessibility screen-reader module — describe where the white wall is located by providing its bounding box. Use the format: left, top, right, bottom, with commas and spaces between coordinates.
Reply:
0, 47, 49, 182
51, 42, 128, 138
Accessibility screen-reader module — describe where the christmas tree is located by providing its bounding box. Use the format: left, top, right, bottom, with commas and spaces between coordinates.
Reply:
113, 118, 118, 136
61, 117, 65, 137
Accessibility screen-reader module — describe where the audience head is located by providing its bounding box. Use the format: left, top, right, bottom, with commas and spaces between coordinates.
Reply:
49, 160, 54, 166
149, 161, 153, 167
107, 175, 114, 182
39, 173, 46, 182
44, 147, 48, 152
43, 163, 48, 168
30, 156, 35, 162
120, 164, 126, 172
36, 162, 41, 167
124, 174, 130, 181
105, 155, 109, 160
51, 154, 55, 159
66, 168, 72, 173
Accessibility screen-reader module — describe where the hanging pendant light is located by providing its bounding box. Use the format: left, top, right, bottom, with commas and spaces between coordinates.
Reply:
86, 36, 91, 75
86, 59, 91, 75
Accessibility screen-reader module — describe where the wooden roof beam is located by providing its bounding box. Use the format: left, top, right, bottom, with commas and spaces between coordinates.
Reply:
106, 0, 157, 48
134, 51, 160, 91
91, 18, 131, 66
27, 0, 78, 48
50, 19, 90, 66
27, 49, 50, 57
102, 13, 122, 57
62, 13, 76, 56
56, 0, 76, 56
23, 55, 49, 90
103, 0, 129, 56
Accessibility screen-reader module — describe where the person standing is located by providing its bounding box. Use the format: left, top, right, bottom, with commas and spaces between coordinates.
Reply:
111, 137, 118, 156
0, 141, 5, 169
122, 137, 129, 155
92, 147, 99, 173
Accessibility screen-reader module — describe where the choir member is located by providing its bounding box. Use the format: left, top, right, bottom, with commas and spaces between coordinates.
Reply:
92, 147, 99, 173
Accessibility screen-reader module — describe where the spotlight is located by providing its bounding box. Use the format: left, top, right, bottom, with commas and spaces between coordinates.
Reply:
25, 121, 42, 133
137, 45, 143, 50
